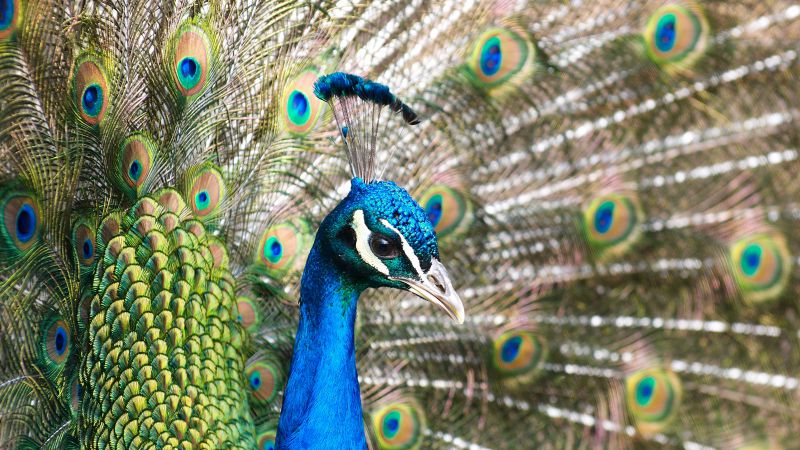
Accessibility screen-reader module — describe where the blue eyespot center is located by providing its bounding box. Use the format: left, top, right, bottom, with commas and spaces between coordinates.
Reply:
82, 239, 93, 259
655, 14, 677, 52
54, 326, 67, 355
129, 160, 141, 181
270, 240, 282, 257
425, 195, 443, 228
264, 237, 283, 264
0, 0, 13, 29
263, 441, 275, 450
480, 36, 502, 76
383, 410, 401, 438
181, 57, 198, 78
501, 335, 522, 363
291, 93, 308, 115
594, 201, 615, 234
636, 376, 656, 406
289, 91, 310, 122
741, 243, 763, 276
16, 204, 36, 243
177, 57, 202, 90
249, 371, 262, 389
195, 190, 210, 210
82, 84, 104, 117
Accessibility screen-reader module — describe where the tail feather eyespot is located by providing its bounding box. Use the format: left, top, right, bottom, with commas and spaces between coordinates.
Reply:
491, 330, 546, 378
643, 2, 709, 71
71, 54, 111, 125
729, 233, 792, 304
245, 358, 282, 404
582, 193, 642, 259
371, 402, 426, 450
170, 22, 214, 97
2, 191, 41, 253
625, 367, 682, 435
72, 219, 97, 267
183, 163, 226, 220
464, 25, 536, 93
418, 185, 471, 238
40, 314, 72, 371
0, 0, 21, 40
283, 69, 325, 135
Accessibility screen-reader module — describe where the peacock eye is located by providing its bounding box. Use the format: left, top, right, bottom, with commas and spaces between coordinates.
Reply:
370, 233, 399, 259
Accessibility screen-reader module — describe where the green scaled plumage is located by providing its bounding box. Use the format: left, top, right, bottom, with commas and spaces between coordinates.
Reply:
1, 1, 800, 449
76, 191, 254, 448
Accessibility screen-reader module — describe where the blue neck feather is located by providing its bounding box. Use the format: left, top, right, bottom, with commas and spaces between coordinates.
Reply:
277, 242, 367, 449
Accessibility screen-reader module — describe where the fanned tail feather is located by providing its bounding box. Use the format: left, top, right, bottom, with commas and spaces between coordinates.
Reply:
1, 0, 799, 448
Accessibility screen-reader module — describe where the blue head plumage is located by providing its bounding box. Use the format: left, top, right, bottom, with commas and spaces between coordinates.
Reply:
355, 179, 439, 263
315, 178, 449, 299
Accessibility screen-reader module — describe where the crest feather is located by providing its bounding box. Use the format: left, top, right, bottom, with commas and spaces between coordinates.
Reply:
313, 72, 419, 182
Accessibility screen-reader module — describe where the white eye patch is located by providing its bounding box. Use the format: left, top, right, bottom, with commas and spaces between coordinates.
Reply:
380, 219, 424, 279
351, 209, 389, 275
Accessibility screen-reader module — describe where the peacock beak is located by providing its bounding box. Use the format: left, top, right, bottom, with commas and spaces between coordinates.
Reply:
390, 259, 464, 324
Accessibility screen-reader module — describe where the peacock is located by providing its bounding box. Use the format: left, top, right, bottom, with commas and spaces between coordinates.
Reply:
0, 0, 799, 448
277, 73, 464, 449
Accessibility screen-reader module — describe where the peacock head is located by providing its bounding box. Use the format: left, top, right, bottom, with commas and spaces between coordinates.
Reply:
310, 72, 464, 323
318, 177, 464, 323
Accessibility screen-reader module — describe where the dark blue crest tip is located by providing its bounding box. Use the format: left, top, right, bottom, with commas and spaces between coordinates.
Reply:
313, 72, 364, 101
356, 81, 394, 106
313, 72, 393, 105
314, 72, 420, 125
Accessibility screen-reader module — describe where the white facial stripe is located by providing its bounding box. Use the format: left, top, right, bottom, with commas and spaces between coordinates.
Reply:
352, 210, 389, 275
380, 219, 425, 278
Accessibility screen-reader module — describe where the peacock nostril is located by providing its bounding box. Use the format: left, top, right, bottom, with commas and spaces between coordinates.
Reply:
429, 273, 445, 293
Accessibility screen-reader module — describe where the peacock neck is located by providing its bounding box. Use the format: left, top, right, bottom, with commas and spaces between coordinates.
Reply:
277, 242, 367, 449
